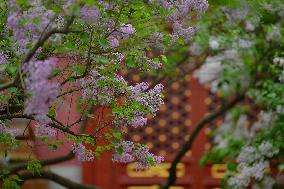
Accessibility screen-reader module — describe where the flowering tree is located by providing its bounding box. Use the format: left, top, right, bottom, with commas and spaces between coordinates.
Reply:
162, 0, 284, 189
0, 0, 209, 188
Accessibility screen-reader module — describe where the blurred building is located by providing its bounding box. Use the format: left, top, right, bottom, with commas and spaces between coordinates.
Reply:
5, 64, 226, 189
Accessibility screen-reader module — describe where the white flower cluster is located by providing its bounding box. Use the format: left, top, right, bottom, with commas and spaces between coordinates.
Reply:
252, 175, 275, 189
228, 142, 278, 188
249, 111, 274, 137
273, 57, 284, 67
273, 57, 284, 82
193, 49, 242, 93
213, 114, 250, 148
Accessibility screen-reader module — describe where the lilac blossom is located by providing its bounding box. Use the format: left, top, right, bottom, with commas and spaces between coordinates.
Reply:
23, 58, 59, 128
130, 116, 147, 128
172, 21, 195, 42
35, 123, 57, 137
128, 82, 150, 100
113, 83, 164, 129
119, 23, 136, 37
80, 69, 127, 104
209, 37, 220, 50
112, 52, 124, 63
108, 36, 120, 48
107, 23, 136, 47
166, 0, 208, 41
0, 52, 8, 65
146, 59, 162, 69
273, 57, 284, 67
112, 152, 135, 163
0, 121, 20, 137
136, 84, 164, 113
79, 5, 100, 24
133, 146, 164, 169
112, 141, 164, 169
7, 2, 55, 53
72, 143, 94, 161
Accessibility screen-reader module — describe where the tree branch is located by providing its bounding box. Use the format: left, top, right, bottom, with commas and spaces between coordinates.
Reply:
8, 152, 74, 176
0, 15, 75, 91
19, 170, 100, 189
160, 93, 245, 189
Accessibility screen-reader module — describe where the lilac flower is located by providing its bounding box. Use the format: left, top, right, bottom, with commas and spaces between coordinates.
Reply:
112, 83, 164, 129
0, 121, 20, 137
79, 5, 100, 24
112, 52, 124, 63
112, 141, 135, 163
119, 23, 136, 37
137, 84, 164, 113
112, 152, 134, 163
72, 143, 94, 161
107, 23, 136, 47
128, 82, 150, 100
108, 36, 120, 47
80, 70, 127, 104
237, 146, 260, 164
0, 52, 8, 65
121, 141, 134, 152
130, 116, 147, 128
23, 58, 59, 128
112, 141, 163, 168
151, 0, 174, 10
172, 21, 195, 42
189, 0, 209, 13
133, 146, 164, 169
35, 123, 57, 137
7, 2, 56, 53
209, 37, 220, 50
146, 59, 162, 69
259, 142, 279, 158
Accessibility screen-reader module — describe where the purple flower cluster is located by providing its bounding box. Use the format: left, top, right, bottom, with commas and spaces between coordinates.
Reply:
35, 122, 57, 137
79, 5, 100, 24
153, 0, 208, 41
112, 52, 125, 63
7, 1, 55, 53
146, 59, 162, 69
108, 23, 136, 47
112, 141, 164, 169
130, 116, 148, 128
80, 69, 127, 104
0, 121, 20, 137
23, 58, 59, 135
136, 83, 164, 113
112, 141, 135, 163
128, 82, 150, 99
72, 143, 94, 161
0, 52, 8, 65
172, 22, 195, 42
119, 24, 136, 38
134, 146, 164, 169
172, 0, 208, 41
112, 83, 164, 129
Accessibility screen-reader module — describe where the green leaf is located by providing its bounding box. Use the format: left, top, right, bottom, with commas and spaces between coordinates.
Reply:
27, 160, 42, 175
113, 131, 121, 139
160, 55, 167, 63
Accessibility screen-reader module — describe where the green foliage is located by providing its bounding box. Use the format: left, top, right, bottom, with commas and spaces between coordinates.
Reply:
0, 133, 20, 152
27, 160, 42, 175
1, 176, 21, 189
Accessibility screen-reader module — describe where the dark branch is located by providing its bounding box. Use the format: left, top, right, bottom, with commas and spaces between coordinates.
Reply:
160, 93, 245, 189
8, 152, 74, 176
